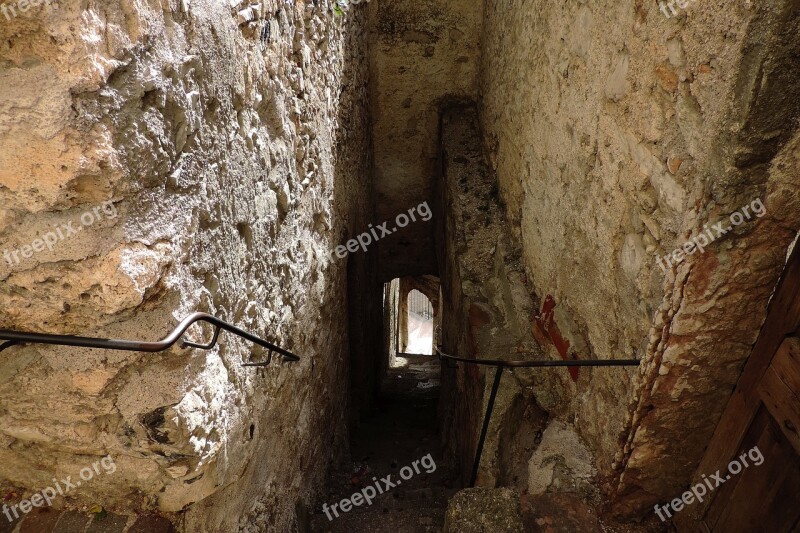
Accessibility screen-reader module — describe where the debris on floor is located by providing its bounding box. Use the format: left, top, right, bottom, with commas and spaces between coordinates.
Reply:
443, 487, 524, 533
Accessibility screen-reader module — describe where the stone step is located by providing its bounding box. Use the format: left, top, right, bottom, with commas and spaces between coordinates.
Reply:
2, 508, 175, 533
311, 506, 447, 533
443, 488, 525, 533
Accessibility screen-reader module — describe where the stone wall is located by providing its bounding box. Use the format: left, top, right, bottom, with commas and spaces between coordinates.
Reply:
436, 107, 549, 487
0, 0, 372, 530
480, 0, 800, 516
366, 0, 482, 281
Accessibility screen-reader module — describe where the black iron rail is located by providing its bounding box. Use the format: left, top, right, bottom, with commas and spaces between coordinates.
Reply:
0, 312, 300, 367
434, 346, 639, 486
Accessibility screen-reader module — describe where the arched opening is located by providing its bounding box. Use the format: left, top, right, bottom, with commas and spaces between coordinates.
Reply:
405, 289, 434, 355
383, 276, 441, 371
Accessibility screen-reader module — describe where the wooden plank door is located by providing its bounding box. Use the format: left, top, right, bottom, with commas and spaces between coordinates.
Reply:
676, 242, 800, 533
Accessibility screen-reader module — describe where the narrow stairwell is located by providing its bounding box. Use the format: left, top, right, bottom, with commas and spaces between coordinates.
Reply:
311, 386, 458, 532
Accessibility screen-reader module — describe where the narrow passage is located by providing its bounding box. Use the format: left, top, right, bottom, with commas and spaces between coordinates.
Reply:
312, 383, 456, 532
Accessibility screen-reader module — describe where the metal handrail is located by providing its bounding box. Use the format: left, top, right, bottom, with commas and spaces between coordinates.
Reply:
435, 347, 640, 368
0, 312, 300, 367
434, 346, 639, 486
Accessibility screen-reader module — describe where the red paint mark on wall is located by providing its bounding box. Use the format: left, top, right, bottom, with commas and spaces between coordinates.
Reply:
533, 295, 579, 382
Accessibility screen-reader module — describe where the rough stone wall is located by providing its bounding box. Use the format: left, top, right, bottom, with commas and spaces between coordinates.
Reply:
366, 0, 482, 281
0, 0, 371, 530
347, 254, 382, 427
480, 0, 800, 516
382, 277, 401, 374
347, 211, 381, 427
436, 107, 551, 487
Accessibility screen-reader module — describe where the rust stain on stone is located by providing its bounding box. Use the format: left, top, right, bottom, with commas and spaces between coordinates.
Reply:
690, 249, 719, 295
533, 295, 579, 381
655, 65, 679, 93
666, 156, 683, 175
467, 303, 491, 357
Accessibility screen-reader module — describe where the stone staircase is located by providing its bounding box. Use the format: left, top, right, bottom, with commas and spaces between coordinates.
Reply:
0, 509, 174, 533
310, 396, 458, 533
311, 485, 458, 533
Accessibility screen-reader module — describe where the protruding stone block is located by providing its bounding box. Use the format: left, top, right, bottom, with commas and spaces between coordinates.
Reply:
444, 488, 524, 533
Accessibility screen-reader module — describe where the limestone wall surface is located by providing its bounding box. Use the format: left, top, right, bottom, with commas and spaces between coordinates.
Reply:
436, 107, 547, 488
366, 0, 482, 280
0, 0, 372, 530
480, 0, 800, 516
